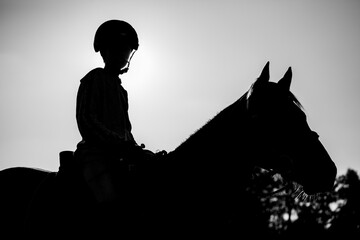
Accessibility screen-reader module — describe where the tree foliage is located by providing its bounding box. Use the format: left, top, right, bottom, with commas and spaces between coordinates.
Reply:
248, 167, 360, 237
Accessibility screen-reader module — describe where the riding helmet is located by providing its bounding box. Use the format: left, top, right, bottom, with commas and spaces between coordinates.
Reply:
93, 20, 139, 52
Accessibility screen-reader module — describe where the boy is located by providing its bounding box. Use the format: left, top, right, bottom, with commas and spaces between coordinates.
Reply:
75, 20, 155, 203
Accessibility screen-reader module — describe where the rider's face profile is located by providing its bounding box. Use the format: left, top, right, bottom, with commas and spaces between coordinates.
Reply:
102, 45, 133, 73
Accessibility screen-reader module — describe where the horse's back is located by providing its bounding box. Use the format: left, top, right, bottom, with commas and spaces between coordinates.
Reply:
0, 167, 51, 205
0, 167, 51, 237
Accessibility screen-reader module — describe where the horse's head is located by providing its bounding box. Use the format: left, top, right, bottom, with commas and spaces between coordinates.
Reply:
246, 62, 337, 195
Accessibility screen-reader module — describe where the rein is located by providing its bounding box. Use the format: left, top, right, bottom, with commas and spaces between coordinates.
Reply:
259, 168, 314, 201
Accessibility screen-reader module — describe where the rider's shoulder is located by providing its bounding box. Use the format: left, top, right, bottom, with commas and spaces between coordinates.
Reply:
80, 68, 106, 84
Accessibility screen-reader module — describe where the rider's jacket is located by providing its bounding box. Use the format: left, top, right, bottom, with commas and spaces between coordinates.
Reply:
76, 67, 136, 154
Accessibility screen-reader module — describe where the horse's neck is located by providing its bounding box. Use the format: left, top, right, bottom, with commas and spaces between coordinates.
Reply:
170, 93, 254, 171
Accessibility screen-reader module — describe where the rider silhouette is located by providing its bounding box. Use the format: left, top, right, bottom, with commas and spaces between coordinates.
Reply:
75, 20, 159, 203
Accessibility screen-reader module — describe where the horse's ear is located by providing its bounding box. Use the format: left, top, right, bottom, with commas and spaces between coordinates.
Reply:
278, 67, 292, 91
254, 61, 270, 87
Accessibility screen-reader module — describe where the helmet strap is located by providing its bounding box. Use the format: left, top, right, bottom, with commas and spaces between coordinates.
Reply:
119, 50, 136, 75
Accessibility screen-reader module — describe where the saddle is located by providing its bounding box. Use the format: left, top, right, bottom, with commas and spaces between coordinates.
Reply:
26, 149, 172, 235
24, 151, 104, 236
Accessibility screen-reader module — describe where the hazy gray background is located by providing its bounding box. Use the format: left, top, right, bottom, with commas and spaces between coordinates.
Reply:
1, 0, 359, 176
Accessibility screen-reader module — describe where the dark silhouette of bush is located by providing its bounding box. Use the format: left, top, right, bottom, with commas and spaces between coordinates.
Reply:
249, 168, 360, 237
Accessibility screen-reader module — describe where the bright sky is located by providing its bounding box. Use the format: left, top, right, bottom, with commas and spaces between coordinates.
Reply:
0, 0, 359, 176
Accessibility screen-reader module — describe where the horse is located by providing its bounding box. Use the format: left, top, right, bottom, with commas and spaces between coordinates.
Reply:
0, 62, 336, 238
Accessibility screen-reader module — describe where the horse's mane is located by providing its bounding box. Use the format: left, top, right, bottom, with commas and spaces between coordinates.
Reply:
173, 92, 249, 156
